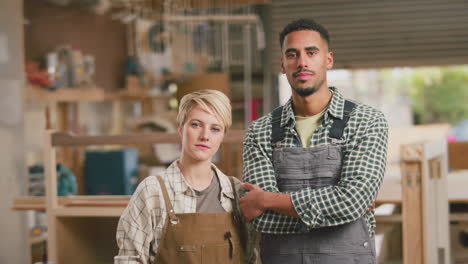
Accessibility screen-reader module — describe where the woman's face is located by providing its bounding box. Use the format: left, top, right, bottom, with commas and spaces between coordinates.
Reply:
178, 105, 225, 163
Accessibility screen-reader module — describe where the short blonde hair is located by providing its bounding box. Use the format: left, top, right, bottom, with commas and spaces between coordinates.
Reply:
177, 89, 232, 132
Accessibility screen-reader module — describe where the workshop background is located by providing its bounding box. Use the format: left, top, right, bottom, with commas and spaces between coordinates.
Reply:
1, 0, 468, 263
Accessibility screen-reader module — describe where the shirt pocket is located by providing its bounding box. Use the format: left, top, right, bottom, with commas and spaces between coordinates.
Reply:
276, 165, 340, 192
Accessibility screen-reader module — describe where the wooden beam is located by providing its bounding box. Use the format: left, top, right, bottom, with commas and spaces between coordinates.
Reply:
110, 0, 267, 11
26, 85, 170, 103
51, 130, 245, 146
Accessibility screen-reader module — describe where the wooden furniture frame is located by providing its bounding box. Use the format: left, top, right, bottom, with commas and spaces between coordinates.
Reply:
43, 129, 244, 263
382, 140, 451, 264
400, 140, 451, 264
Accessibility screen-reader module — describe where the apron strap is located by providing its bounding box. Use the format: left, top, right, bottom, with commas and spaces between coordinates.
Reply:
329, 100, 356, 140
271, 105, 285, 145
156, 175, 180, 224
228, 176, 243, 225
228, 176, 239, 210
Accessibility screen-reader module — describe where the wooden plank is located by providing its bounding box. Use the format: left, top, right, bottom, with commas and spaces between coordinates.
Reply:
52, 207, 125, 217
64, 200, 128, 207
26, 86, 107, 102
375, 214, 403, 223
448, 142, 468, 170
12, 195, 131, 211
430, 157, 451, 264
44, 129, 58, 262
111, 0, 267, 10
401, 160, 423, 264
12, 196, 47, 211
25, 85, 170, 103
51, 130, 245, 146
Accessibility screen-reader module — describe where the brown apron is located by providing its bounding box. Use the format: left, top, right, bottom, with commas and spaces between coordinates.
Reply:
155, 175, 246, 263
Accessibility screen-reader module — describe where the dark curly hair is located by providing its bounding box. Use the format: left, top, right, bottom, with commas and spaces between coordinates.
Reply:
279, 18, 330, 48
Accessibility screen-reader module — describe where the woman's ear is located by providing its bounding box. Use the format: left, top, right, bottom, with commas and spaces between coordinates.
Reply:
177, 124, 182, 137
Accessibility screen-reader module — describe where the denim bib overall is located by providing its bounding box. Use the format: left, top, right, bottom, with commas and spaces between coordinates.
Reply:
260, 101, 376, 264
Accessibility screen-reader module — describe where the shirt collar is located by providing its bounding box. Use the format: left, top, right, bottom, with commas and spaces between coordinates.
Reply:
164, 160, 235, 199
280, 86, 346, 127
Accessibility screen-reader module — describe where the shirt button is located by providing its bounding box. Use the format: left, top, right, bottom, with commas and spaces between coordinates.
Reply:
363, 242, 369, 248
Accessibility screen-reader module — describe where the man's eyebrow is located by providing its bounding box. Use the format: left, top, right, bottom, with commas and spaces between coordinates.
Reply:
284, 48, 298, 54
284, 46, 320, 54
305, 46, 320, 51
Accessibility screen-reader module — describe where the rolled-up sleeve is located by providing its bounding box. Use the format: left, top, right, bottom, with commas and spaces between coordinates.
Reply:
292, 112, 388, 229
243, 107, 388, 235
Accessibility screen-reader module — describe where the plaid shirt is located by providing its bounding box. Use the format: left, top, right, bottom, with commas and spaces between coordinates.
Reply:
115, 160, 257, 264
243, 87, 388, 236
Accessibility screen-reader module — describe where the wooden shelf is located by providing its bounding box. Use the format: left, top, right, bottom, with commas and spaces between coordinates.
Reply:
52, 207, 125, 217
13, 196, 47, 211
25, 85, 170, 103
13, 195, 130, 215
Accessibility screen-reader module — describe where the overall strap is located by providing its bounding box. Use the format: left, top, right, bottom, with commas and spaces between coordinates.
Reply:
156, 175, 179, 224
227, 176, 247, 257
228, 177, 238, 198
271, 106, 285, 145
328, 100, 356, 140
228, 176, 241, 217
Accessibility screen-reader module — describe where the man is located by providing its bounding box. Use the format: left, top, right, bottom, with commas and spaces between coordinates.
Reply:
240, 18, 388, 264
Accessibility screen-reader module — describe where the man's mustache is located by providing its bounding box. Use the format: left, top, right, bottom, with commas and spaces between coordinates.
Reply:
293, 70, 315, 77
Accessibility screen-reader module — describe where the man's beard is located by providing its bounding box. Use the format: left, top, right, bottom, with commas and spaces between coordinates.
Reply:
291, 78, 324, 97
292, 86, 319, 97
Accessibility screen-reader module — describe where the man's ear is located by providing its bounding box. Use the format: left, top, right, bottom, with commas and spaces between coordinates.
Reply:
327, 51, 334, 70
280, 56, 285, 74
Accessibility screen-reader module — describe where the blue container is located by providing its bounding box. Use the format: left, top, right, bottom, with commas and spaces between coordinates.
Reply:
85, 148, 139, 195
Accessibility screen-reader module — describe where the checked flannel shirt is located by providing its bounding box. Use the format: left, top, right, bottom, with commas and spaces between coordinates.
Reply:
243, 87, 388, 236
115, 160, 258, 264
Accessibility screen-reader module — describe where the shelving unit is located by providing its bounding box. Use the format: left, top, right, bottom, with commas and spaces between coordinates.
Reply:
36, 129, 244, 264
18, 3, 259, 263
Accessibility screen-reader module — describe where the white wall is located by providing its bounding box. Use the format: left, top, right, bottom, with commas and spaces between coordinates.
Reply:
0, 0, 29, 263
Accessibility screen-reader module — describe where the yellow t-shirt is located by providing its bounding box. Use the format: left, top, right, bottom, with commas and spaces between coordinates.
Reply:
295, 107, 327, 147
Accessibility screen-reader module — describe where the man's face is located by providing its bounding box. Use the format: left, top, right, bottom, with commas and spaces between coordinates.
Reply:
280, 30, 333, 97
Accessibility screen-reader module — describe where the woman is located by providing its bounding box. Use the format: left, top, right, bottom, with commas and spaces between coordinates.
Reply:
115, 90, 257, 264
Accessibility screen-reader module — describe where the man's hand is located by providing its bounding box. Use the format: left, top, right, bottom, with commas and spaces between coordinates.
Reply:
239, 183, 267, 222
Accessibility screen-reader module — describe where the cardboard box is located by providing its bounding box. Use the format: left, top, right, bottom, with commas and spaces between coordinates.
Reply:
176, 72, 230, 102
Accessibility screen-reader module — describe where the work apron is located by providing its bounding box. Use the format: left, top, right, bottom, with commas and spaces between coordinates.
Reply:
261, 100, 376, 264
155, 175, 246, 264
